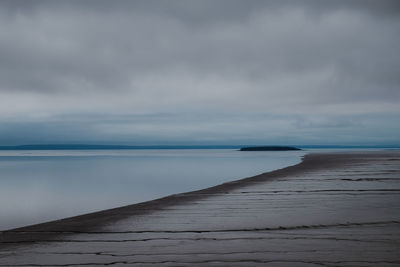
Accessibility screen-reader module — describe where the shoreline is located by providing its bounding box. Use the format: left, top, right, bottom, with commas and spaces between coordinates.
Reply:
1, 151, 393, 234
0, 148, 304, 231
1, 151, 400, 266
2, 153, 307, 233
2, 151, 307, 233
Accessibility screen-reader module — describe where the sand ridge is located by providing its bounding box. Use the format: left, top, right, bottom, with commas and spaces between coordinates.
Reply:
1, 151, 400, 266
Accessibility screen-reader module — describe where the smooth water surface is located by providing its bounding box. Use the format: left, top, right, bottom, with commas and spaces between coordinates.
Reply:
0, 149, 305, 230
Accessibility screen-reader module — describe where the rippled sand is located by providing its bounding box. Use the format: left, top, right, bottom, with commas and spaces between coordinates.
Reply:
1, 151, 400, 266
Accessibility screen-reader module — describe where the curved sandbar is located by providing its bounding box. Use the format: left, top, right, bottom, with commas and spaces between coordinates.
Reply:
1, 151, 400, 266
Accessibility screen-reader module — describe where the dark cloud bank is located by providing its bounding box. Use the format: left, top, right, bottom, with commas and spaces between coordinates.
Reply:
0, 0, 399, 145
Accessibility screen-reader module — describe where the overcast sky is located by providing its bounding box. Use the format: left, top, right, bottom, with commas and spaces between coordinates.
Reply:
0, 0, 399, 146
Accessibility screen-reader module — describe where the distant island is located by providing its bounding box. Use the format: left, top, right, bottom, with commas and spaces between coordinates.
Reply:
240, 146, 301, 151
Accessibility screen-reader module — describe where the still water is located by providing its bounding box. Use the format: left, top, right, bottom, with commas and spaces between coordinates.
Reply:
0, 149, 305, 230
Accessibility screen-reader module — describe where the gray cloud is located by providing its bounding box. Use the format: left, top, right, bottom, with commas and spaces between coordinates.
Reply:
0, 0, 399, 145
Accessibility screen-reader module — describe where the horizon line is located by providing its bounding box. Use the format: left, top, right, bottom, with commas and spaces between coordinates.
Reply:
0, 144, 399, 150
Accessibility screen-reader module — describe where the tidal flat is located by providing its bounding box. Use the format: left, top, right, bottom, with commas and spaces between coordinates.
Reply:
1, 151, 400, 266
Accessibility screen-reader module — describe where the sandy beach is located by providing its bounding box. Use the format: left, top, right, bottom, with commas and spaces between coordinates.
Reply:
1, 151, 400, 266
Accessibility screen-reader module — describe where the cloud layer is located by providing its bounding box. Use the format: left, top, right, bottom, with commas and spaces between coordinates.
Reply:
0, 0, 399, 145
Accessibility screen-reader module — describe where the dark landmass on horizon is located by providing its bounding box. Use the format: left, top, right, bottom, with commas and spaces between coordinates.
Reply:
240, 146, 301, 151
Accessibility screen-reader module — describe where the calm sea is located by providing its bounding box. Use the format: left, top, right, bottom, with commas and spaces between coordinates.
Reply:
0, 149, 306, 230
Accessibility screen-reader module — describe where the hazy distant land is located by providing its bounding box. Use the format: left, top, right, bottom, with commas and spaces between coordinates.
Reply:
0, 144, 240, 150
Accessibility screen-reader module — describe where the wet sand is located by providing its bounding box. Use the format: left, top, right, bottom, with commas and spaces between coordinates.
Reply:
1, 151, 400, 266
